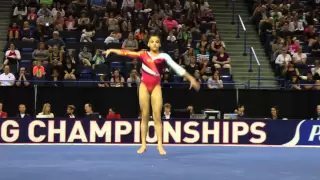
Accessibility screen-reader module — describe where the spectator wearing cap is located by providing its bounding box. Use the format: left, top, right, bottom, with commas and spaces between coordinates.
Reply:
45, 31, 66, 52
0, 103, 8, 118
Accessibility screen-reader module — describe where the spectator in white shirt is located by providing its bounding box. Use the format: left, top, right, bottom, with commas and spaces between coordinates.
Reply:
121, 0, 134, 10
207, 70, 223, 89
292, 47, 306, 65
36, 103, 54, 118
311, 60, 320, 77
0, 65, 16, 86
275, 48, 292, 67
289, 18, 304, 33
163, 103, 172, 120
4, 43, 21, 65
80, 29, 95, 42
104, 32, 120, 45
127, 69, 141, 87
167, 30, 177, 42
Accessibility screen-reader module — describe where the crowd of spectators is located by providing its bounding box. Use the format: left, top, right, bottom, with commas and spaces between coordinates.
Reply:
250, 0, 320, 90
0, 0, 234, 89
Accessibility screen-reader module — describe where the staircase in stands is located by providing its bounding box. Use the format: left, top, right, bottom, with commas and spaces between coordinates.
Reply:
0, 0, 12, 64
207, 0, 276, 88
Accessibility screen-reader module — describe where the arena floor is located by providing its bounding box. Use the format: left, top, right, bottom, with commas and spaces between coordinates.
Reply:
0, 145, 318, 180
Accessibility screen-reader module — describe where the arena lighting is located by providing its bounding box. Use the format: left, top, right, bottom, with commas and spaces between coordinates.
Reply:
0, 119, 267, 144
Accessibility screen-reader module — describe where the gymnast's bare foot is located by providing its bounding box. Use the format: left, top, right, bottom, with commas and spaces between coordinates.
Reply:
157, 146, 166, 156
137, 145, 147, 154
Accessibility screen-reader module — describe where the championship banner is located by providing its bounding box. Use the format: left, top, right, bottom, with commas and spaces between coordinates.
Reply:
0, 119, 319, 146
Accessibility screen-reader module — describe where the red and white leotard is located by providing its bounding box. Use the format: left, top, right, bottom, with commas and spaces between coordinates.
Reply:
118, 50, 186, 93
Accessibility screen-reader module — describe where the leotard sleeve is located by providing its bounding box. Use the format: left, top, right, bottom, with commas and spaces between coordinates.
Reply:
118, 49, 142, 59
160, 53, 186, 76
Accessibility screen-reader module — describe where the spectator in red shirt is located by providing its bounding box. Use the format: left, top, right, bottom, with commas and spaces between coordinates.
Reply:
0, 103, 8, 118
163, 16, 178, 33
106, 108, 121, 119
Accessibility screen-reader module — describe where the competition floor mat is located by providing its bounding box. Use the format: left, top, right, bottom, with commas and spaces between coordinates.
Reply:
0, 145, 319, 180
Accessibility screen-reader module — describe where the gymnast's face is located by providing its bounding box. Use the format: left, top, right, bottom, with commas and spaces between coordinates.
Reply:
148, 36, 161, 52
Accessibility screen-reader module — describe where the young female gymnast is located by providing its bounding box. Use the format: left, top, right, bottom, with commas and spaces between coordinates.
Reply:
104, 35, 200, 155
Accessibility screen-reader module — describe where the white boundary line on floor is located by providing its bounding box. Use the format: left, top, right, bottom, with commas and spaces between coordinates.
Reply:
0, 143, 319, 148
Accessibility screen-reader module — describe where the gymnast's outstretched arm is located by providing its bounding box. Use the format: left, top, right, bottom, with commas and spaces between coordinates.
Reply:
104, 49, 142, 59
160, 53, 200, 90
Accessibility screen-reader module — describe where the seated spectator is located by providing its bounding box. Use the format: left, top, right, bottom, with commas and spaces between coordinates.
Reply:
289, 74, 301, 90
27, 7, 38, 27
107, 12, 119, 32
45, 31, 66, 51
13, 4, 27, 21
78, 46, 92, 66
206, 23, 219, 37
305, 25, 317, 48
63, 59, 76, 80
108, 0, 118, 11
106, 108, 121, 119
185, 56, 199, 75
286, 37, 299, 55
34, 24, 45, 41
289, 16, 304, 33
49, 45, 63, 65
110, 69, 125, 87
8, 23, 20, 40
199, 57, 212, 81
196, 34, 209, 51
270, 106, 282, 120
104, 31, 120, 45
65, 15, 77, 31
127, 69, 140, 87
53, 11, 64, 31
282, 61, 300, 80
37, 4, 51, 17
277, 22, 293, 39
167, 30, 177, 42
92, 49, 105, 69
122, 32, 139, 50
51, 69, 61, 87
210, 35, 225, 54
207, 70, 223, 89
0, 65, 15, 86
163, 103, 172, 120
32, 61, 46, 80
15, 67, 30, 87
292, 47, 306, 65
32, 42, 50, 64
148, 14, 162, 33
52, 2, 65, 18
36, 103, 54, 118
193, 70, 202, 83
128, 58, 141, 75
21, 21, 34, 41
302, 71, 315, 90
98, 75, 109, 88
37, 11, 53, 28
77, 11, 91, 30
0, 103, 8, 118
311, 60, 320, 78
80, 29, 95, 42
275, 47, 292, 67
197, 47, 209, 63
163, 16, 178, 33
212, 47, 231, 69
4, 43, 21, 65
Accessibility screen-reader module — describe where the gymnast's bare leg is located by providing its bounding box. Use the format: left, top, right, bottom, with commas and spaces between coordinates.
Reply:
137, 83, 150, 154
151, 85, 166, 155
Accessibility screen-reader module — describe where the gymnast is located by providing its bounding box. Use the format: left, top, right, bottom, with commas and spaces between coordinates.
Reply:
104, 34, 200, 155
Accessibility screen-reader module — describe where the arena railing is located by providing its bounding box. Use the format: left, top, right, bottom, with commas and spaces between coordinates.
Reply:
247, 78, 286, 89
231, 0, 235, 25
248, 47, 261, 88
236, 15, 247, 56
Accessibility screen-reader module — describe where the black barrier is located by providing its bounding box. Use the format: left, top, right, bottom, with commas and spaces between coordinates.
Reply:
1, 86, 319, 119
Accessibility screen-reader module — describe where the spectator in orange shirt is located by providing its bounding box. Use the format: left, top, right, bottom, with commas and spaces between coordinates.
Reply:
33, 61, 45, 80
106, 108, 121, 119
0, 103, 8, 118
